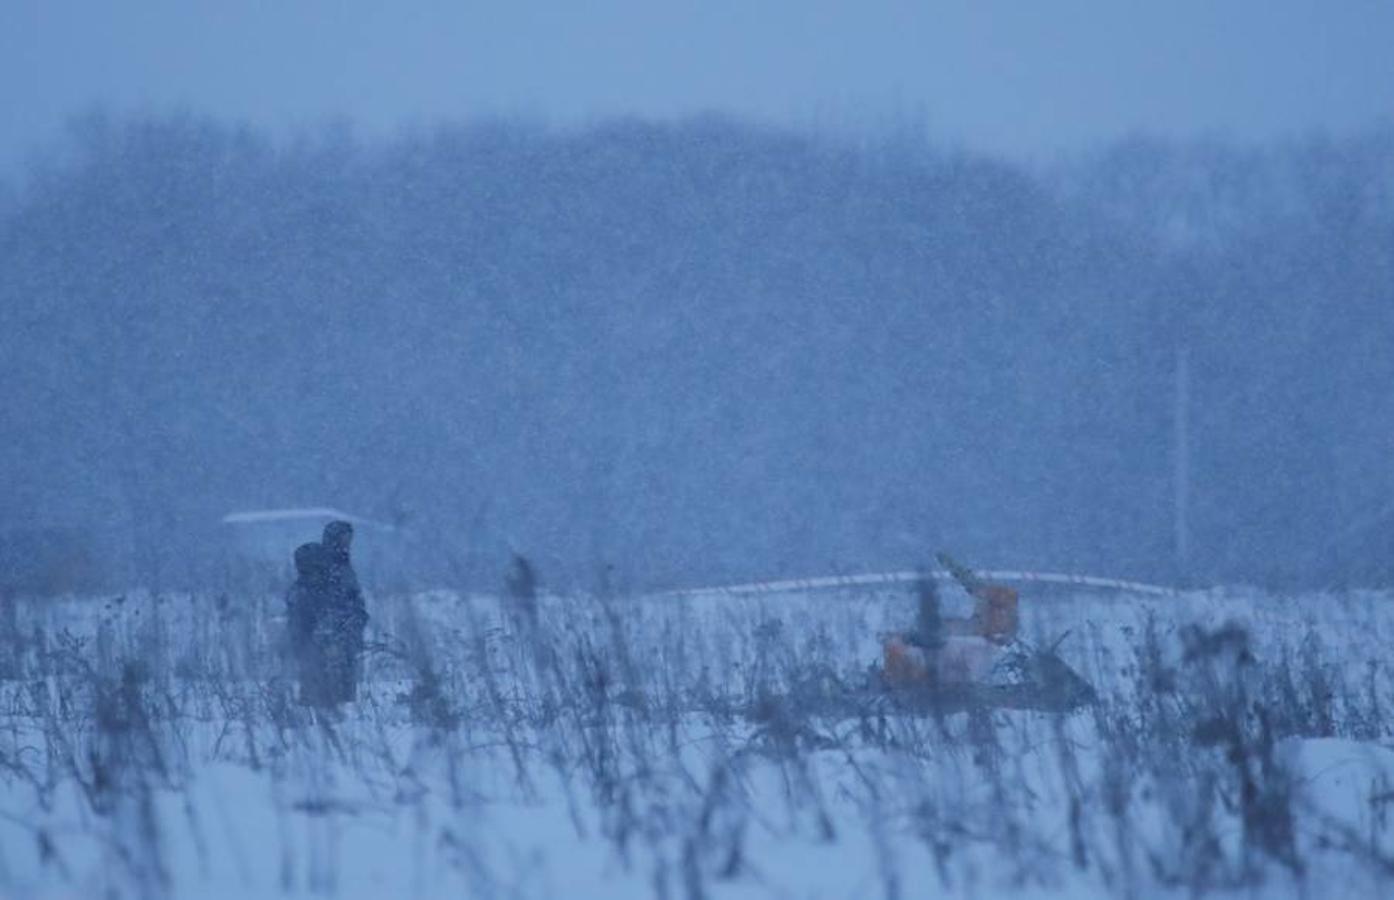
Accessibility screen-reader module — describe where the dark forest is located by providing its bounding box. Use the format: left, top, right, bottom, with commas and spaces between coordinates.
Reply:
3, 114, 1391, 591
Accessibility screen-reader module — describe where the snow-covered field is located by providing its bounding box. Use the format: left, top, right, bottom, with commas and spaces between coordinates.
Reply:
2, 581, 1393, 898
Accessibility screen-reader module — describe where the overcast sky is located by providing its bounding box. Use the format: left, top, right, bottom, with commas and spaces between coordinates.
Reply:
3, 0, 1393, 176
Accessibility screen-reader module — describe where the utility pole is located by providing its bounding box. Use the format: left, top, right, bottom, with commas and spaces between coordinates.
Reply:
1174, 346, 1191, 581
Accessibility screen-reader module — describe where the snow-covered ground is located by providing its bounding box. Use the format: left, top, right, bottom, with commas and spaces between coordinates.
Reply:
1, 581, 1392, 898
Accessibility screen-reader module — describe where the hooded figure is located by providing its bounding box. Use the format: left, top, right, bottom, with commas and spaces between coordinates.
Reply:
504, 553, 538, 626
909, 573, 944, 649
286, 541, 329, 657
284, 522, 368, 706
322, 520, 361, 597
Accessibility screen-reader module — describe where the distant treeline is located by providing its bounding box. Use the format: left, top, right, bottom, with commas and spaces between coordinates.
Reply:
2, 113, 1392, 591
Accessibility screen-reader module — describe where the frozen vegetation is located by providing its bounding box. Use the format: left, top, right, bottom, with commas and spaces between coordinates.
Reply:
1, 582, 1392, 898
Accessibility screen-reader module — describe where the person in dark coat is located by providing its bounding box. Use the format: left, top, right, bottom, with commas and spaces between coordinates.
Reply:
285, 522, 369, 706
285, 541, 334, 705
321, 520, 361, 597
909, 572, 944, 650
318, 520, 368, 703
286, 541, 328, 656
504, 552, 539, 627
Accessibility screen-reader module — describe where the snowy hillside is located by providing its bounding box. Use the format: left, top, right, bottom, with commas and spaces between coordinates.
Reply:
1, 582, 1393, 898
